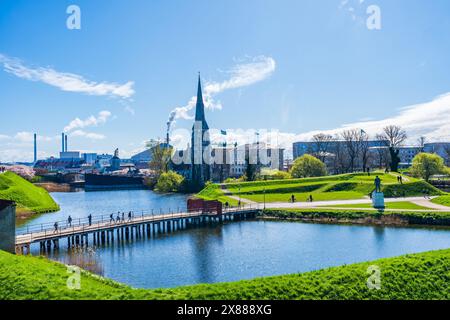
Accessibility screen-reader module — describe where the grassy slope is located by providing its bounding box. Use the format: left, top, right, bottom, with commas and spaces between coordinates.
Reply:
1, 249, 450, 300
219, 173, 443, 203
0, 172, 59, 213
432, 195, 450, 207
263, 208, 450, 226
196, 184, 239, 206
319, 201, 436, 210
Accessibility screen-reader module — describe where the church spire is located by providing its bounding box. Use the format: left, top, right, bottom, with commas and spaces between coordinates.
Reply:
195, 73, 206, 122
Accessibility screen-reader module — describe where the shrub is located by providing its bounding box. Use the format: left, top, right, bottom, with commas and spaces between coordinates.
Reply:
154, 171, 185, 193
290, 155, 327, 178
410, 153, 446, 181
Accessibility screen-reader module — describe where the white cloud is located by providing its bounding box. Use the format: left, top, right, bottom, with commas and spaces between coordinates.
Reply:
124, 105, 136, 115
64, 110, 112, 132
205, 92, 450, 154
70, 130, 106, 140
168, 56, 276, 127
0, 54, 135, 99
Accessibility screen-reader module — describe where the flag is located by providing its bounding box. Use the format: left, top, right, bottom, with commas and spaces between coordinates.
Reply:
221, 130, 227, 135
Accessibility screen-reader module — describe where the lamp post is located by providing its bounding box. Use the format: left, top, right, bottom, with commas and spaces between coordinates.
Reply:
263, 187, 266, 210
238, 186, 241, 208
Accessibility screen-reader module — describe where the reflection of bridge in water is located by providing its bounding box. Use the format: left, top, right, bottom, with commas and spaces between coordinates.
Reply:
15, 207, 259, 254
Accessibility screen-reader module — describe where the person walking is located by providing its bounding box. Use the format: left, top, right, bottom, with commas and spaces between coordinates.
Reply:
54, 222, 58, 233
128, 211, 132, 221
88, 214, 92, 226
122, 212, 125, 222
116, 213, 120, 223
309, 194, 313, 202
110, 213, 114, 223
67, 215, 72, 227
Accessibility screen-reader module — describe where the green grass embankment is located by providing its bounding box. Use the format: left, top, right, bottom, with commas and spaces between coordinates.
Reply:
319, 201, 434, 210
217, 173, 443, 203
262, 208, 450, 227
0, 171, 59, 214
1, 248, 450, 300
196, 183, 239, 206
432, 195, 450, 207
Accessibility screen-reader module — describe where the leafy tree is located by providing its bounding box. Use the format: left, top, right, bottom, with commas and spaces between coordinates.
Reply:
154, 171, 185, 193
410, 153, 446, 181
290, 154, 327, 178
244, 153, 258, 181
147, 139, 172, 177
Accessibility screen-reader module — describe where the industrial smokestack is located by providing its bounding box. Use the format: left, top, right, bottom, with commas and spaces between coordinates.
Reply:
65, 134, 68, 152
34, 133, 37, 163
61, 133, 65, 153
166, 121, 170, 145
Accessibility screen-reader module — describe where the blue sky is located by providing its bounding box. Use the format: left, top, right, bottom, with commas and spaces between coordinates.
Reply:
1, 0, 450, 162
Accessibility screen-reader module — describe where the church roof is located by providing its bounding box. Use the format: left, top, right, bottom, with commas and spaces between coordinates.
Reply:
194, 74, 209, 129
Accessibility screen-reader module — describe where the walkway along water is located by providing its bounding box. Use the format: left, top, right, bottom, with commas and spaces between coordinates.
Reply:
15, 206, 258, 254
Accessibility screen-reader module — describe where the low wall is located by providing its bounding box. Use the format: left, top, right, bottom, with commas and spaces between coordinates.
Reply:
0, 200, 16, 253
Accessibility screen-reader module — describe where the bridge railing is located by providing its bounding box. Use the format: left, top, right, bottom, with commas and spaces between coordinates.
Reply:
16, 204, 260, 238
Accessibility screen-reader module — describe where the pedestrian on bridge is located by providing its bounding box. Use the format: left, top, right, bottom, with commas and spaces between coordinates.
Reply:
88, 214, 92, 226
122, 212, 125, 222
110, 213, 114, 223
67, 215, 72, 227
53, 222, 58, 233
128, 211, 132, 221
116, 213, 121, 223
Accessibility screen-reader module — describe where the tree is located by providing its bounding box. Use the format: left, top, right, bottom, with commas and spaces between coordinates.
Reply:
374, 134, 390, 169
147, 139, 172, 177
311, 133, 334, 162
417, 136, 426, 152
154, 171, 185, 193
244, 152, 258, 181
358, 131, 371, 172
290, 154, 327, 178
410, 153, 446, 182
341, 129, 361, 172
383, 125, 407, 172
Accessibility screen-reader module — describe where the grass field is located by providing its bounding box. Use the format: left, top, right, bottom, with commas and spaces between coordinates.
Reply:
198, 172, 444, 204
319, 201, 435, 210
432, 195, 450, 207
0, 172, 59, 214
1, 248, 449, 300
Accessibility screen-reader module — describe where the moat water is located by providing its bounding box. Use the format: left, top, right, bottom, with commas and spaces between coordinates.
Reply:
17, 190, 450, 289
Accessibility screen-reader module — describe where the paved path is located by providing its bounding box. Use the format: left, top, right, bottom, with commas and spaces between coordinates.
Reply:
220, 184, 258, 205
258, 196, 450, 211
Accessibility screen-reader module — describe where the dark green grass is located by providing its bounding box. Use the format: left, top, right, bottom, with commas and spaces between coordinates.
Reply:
1, 248, 450, 300
0, 172, 59, 213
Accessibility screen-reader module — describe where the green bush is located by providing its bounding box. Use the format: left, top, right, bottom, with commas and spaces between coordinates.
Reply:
154, 171, 185, 193
290, 155, 327, 178
410, 153, 446, 181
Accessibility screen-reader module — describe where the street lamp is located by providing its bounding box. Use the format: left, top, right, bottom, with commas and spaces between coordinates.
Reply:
263, 187, 266, 210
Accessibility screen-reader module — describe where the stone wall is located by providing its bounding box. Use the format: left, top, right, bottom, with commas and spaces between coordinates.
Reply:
0, 200, 15, 253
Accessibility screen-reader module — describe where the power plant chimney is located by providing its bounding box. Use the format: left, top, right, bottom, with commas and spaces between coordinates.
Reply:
33, 133, 37, 163
61, 133, 65, 153
166, 121, 170, 145
65, 134, 68, 152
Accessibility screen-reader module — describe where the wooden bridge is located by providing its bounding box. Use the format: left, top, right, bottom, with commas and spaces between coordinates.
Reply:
15, 206, 259, 254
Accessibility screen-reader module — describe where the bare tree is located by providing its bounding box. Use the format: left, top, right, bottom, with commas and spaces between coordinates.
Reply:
383, 125, 407, 172
341, 129, 361, 172
374, 133, 389, 169
383, 125, 407, 147
444, 145, 450, 166
311, 133, 334, 162
359, 131, 371, 172
417, 136, 426, 152
331, 134, 348, 174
